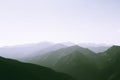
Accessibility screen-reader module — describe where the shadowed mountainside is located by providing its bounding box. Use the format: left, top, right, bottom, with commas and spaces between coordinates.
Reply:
98, 45, 120, 80
0, 56, 75, 80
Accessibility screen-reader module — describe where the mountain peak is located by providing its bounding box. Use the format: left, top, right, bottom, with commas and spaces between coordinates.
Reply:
104, 45, 120, 58
111, 45, 120, 48
106, 45, 120, 52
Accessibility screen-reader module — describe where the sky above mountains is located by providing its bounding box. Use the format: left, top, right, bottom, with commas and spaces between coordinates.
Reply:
0, 0, 120, 46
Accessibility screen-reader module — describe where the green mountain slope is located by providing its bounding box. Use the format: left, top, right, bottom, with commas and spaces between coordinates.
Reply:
54, 50, 99, 80
26, 45, 95, 68
99, 45, 120, 80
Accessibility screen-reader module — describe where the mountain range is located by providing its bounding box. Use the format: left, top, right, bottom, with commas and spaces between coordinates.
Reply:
0, 42, 119, 80
20, 44, 120, 80
0, 42, 110, 59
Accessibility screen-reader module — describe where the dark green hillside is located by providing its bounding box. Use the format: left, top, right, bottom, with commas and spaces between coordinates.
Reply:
0, 56, 75, 80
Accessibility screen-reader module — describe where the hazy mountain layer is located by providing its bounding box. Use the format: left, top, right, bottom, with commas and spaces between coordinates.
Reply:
0, 42, 54, 59
0, 42, 110, 59
22, 44, 67, 61
78, 43, 110, 53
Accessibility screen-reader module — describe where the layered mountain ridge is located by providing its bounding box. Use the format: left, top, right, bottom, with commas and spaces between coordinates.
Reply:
0, 42, 119, 80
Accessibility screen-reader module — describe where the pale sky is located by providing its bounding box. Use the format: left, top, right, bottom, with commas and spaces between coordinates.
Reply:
0, 0, 120, 46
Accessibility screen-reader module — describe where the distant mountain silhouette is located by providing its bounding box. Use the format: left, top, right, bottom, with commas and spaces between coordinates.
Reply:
78, 43, 111, 52
0, 42, 111, 59
0, 42, 54, 59
22, 44, 67, 61
0, 56, 75, 80
86, 46, 110, 53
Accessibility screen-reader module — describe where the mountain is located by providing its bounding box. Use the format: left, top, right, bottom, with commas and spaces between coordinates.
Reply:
0, 42, 111, 60
23, 44, 67, 59
24, 45, 96, 68
78, 43, 111, 53
1, 41, 120, 80
99, 45, 120, 80
85, 46, 110, 53
0, 42, 54, 59
0, 42, 111, 59
21, 44, 67, 61
0, 56, 75, 80
54, 50, 99, 80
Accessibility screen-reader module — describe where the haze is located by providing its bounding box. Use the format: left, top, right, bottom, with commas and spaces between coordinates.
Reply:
0, 0, 120, 47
